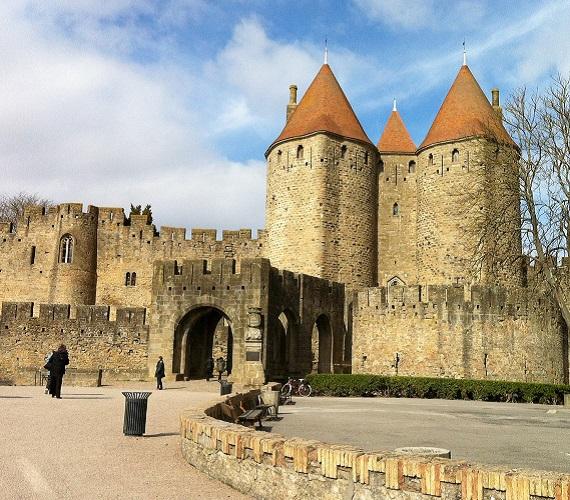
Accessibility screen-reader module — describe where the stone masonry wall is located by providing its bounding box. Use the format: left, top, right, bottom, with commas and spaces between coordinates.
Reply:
180, 389, 570, 500
378, 152, 418, 286
265, 133, 378, 289
352, 285, 568, 383
416, 138, 523, 288
0, 301, 148, 385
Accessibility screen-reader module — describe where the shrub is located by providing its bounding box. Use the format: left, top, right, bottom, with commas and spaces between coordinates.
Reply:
305, 374, 570, 405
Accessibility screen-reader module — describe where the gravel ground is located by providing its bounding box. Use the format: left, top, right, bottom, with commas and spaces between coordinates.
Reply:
0, 380, 251, 500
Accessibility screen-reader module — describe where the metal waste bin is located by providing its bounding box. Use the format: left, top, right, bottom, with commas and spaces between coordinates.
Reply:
261, 390, 280, 417
220, 381, 233, 396
122, 391, 152, 436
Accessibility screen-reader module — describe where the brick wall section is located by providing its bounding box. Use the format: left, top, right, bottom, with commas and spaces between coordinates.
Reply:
352, 285, 567, 383
378, 152, 418, 286
0, 301, 148, 384
265, 133, 378, 289
180, 389, 570, 500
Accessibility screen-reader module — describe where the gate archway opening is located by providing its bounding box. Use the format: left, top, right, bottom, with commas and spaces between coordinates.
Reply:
271, 309, 298, 376
312, 314, 332, 374
173, 306, 233, 380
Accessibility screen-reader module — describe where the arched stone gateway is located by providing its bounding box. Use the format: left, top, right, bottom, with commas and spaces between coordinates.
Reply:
268, 309, 298, 377
172, 306, 233, 380
312, 314, 333, 373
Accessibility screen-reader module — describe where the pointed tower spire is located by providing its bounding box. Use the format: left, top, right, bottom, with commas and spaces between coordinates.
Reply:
377, 102, 416, 154
324, 38, 328, 65
268, 64, 373, 152
419, 64, 513, 150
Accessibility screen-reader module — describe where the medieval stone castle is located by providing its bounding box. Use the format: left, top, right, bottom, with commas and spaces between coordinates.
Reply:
0, 58, 568, 386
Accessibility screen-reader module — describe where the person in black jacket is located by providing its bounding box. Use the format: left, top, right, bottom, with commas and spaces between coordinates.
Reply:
205, 356, 214, 382
155, 356, 165, 390
49, 344, 69, 399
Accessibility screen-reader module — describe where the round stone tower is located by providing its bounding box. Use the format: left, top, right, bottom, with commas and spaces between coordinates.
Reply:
416, 62, 522, 288
265, 63, 378, 289
49, 203, 98, 304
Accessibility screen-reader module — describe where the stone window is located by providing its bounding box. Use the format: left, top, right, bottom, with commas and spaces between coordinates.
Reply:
452, 149, 459, 163
392, 203, 400, 216
341, 145, 347, 159
408, 160, 416, 173
59, 235, 73, 264
428, 154, 434, 167
364, 152, 369, 165
125, 272, 137, 286
30, 246, 36, 265
296, 145, 304, 159
378, 159, 384, 173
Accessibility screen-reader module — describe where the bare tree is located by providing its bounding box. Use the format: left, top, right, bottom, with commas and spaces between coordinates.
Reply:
0, 192, 53, 226
475, 74, 570, 329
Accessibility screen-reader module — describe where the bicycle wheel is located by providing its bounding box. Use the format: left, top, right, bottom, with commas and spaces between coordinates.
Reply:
280, 383, 292, 397
298, 383, 312, 397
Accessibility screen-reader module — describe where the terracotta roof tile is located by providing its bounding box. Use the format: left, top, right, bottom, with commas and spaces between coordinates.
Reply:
419, 65, 513, 150
268, 64, 372, 152
377, 110, 416, 153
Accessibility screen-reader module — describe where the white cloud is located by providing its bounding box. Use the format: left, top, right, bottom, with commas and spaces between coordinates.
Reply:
0, 2, 267, 231
353, 0, 434, 28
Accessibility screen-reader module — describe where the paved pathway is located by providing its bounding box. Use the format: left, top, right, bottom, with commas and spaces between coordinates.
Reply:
270, 396, 570, 473
0, 380, 250, 500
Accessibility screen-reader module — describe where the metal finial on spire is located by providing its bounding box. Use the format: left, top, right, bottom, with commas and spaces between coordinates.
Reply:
393, 98, 397, 112
462, 39, 467, 66
324, 38, 328, 64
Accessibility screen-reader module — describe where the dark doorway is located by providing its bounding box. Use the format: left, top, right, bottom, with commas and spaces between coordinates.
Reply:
312, 314, 332, 373
173, 307, 233, 379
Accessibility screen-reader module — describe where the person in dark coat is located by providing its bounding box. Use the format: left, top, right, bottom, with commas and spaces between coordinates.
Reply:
155, 356, 165, 390
48, 344, 69, 399
215, 357, 226, 381
205, 357, 214, 382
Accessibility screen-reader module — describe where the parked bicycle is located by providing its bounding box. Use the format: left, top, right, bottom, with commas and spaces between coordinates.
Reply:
280, 377, 312, 398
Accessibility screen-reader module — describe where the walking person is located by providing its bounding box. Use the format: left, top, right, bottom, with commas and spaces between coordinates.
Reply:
48, 344, 69, 399
155, 356, 165, 390
205, 356, 214, 382
215, 356, 226, 382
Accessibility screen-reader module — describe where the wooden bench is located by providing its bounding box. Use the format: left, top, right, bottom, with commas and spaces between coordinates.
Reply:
237, 408, 264, 429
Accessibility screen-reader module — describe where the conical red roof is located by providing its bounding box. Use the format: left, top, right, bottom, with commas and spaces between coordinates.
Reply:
377, 110, 416, 153
419, 65, 513, 150
268, 64, 372, 152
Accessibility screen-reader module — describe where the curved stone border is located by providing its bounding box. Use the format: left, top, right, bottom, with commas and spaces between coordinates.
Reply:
180, 389, 570, 499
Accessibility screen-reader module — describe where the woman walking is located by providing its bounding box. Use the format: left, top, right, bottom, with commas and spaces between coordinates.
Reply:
155, 356, 165, 390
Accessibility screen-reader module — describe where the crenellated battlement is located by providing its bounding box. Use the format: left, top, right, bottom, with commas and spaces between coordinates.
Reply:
355, 284, 557, 322
0, 301, 147, 326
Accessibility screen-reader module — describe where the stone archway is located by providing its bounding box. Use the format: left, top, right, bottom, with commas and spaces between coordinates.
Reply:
312, 314, 333, 374
270, 309, 298, 376
172, 306, 233, 380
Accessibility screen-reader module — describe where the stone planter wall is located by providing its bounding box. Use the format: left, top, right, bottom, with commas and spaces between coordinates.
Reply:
180, 390, 570, 500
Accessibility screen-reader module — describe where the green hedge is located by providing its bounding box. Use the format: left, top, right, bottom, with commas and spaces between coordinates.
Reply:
305, 374, 570, 405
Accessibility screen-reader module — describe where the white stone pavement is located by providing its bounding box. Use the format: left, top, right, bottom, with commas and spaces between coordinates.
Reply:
0, 380, 250, 500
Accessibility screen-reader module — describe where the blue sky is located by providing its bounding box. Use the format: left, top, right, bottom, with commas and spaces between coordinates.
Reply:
1, 0, 569, 232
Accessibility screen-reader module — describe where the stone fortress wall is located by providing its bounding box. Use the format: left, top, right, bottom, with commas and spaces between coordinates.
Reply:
352, 283, 569, 384
0, 301, 149, 385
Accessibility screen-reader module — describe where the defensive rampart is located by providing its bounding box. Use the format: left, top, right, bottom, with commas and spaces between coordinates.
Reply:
0, 301, 149, 385
352, 284, 568, 384
180, 388, 570, 500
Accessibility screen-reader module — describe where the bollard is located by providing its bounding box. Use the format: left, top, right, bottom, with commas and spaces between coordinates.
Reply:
122, 392, 152, 436
220, 381, 233, 396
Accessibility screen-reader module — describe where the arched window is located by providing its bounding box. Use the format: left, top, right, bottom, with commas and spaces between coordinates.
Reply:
408, 160, 416, 173
59, 234, 73, 263
340, 145, 347, 159
392, 203, 400, 216
296, 145, 304, 159
428, 154, 434, 167
378, 159, 384, 173
452, 149, 459, 163
125, 272, 131, 286
131, 272, 136, 286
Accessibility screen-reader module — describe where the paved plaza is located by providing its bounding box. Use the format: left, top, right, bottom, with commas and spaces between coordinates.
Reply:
0, 381, 250, 500
270, 396, 570, 473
